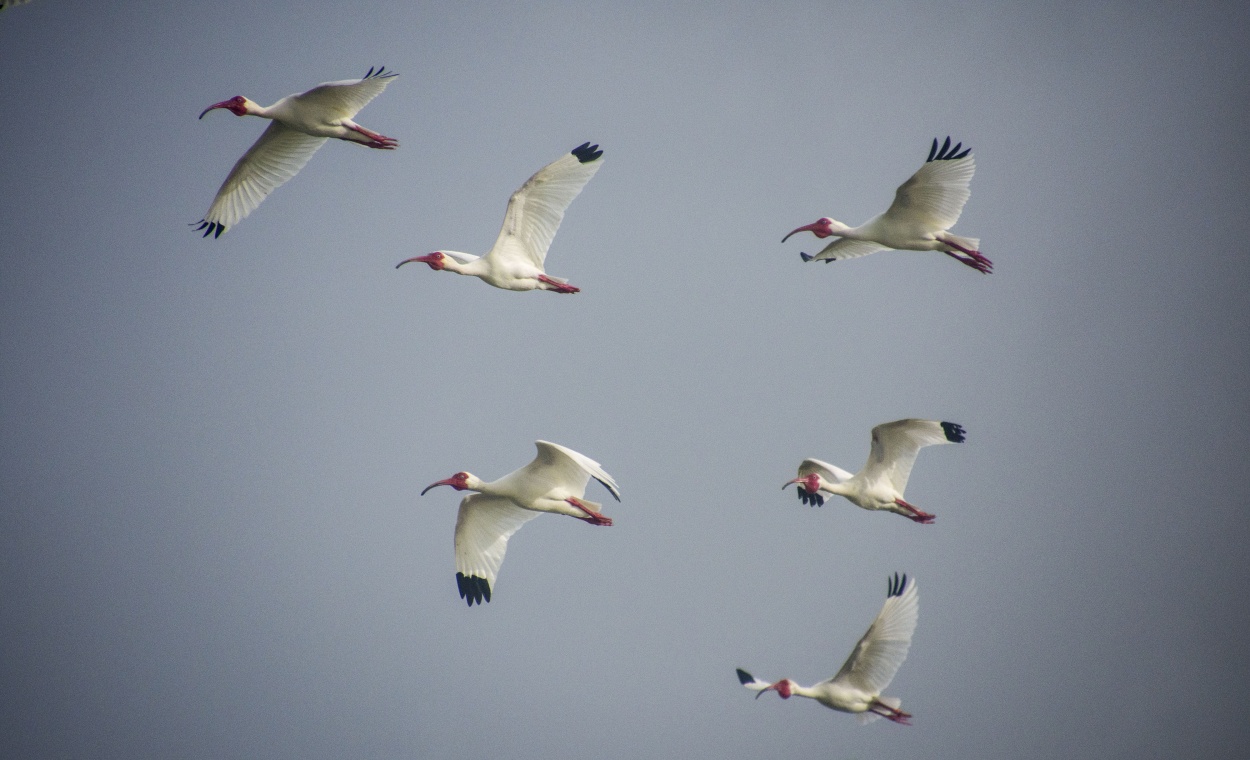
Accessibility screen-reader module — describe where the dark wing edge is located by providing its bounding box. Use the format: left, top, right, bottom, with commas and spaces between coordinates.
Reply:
926, 136, 971, 162
456, 572, 492, 607
362, 65, 399, 81
939, 421, 966, 443
571, 142, 604, 164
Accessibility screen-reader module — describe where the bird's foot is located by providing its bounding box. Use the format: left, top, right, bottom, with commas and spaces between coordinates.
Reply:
349, 124, 399, 149
942, 248, 992, 274
567, 497, 612, 526
870, 699, 913, 725
895, 499, 935, 524
538, 275, 580, 294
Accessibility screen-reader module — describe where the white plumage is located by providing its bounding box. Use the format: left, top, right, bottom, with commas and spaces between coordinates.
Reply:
784, 419, 966, 524
193, 67, 398, 238
737, 573, 919, 724
396, 143, 604, 293
421, 441, 621, 606
782, 137, 991, 273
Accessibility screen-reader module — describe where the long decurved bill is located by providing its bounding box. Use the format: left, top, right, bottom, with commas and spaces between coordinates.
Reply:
198, 100, 237, 119
395, 253, 440, 269
420, 478, 459, 496
781, 477, 802, 490
781, 222, 826, 243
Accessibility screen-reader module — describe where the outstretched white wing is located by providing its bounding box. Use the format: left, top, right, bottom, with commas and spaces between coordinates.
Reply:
807, 237, 888, 262
520, 440, 621, 501
863, 419, 965, 495
798, 458, 855, 485
735, 668, 771, 694
485, 143, 604, 270
194, 122, 327, 237
290, 67, 398, 120
883, 137, 975, 232
829, 574, 919, 696
453, 493, 542, 606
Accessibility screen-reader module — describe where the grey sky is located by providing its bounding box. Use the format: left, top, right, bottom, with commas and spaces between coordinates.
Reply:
3, 1, 1249, 758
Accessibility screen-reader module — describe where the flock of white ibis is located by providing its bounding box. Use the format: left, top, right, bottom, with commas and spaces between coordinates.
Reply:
186, 66, 984, 726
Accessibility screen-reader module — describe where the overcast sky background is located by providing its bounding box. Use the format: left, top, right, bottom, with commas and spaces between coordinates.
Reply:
3, 1, 1249, 758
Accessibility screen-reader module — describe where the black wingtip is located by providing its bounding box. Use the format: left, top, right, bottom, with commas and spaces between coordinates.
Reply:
737, 668, 755, 685
594, 476, 621, 502
363, 66, 397, 80
928, 136, 972, 162
192, 220, 224, 239
887, 572, 907, 598
799, 251, 813, 262
456, 572, 492, 607
940, 421, 966, 443
571, 142, 603, 163
796, 489, 824, 507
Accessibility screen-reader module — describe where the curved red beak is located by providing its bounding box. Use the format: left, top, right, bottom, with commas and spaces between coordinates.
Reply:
420, 477, 460, 496
781, 221, 828, 243
395, 253, 443, 270
759, 680, 792, 699
198, 99, 237, 119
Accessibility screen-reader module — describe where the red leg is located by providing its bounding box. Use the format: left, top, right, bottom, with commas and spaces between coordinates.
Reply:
347, 124, 399, 150
538, 274, 580, 294
894, 499, 935, 524
567, 497, 612, 526
869, 699, 913, 725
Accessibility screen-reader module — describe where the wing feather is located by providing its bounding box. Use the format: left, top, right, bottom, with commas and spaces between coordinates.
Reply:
829, 575, 919, 695
195, 121, 326, 237
884, 145, 975, 231
289, 67, 398, 120
526, 440, 621, 501
453, 494, 541, 605
863, 419, 963, 495
485, 145, 603, 270
807, 237, 888, 262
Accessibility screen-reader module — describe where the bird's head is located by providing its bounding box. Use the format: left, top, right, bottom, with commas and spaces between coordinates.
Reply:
759, 679, 794, 699
421, 471, 477, 495
396, 252, 448, 271
782, 473, 822, 494
782, 473, 825, 506
782, 217, 838, 242
199, 96, 257, 119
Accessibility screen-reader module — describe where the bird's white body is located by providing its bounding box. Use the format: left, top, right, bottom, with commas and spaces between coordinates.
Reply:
194, 67, 398, 238
783, 137, 991, 273
396, 143, 604, 293
738, 574, 919, 724
785, 419, 966, 524
422, 440, 621, 605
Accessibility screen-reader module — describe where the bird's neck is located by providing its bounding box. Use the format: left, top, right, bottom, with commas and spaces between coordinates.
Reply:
819, 477, 853, 497
442, 253, 487, 277
788, 681, 823, 700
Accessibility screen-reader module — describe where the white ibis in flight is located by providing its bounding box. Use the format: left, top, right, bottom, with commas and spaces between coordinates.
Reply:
193, 67, 398, 238
737, 573, 919, 725
395, 142, 604, 293
421, 440, 621, 606
782, 137, 991, 273
783, 419, 966, 524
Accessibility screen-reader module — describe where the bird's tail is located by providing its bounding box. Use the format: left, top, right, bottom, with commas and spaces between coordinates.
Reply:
941, 233, 980, 254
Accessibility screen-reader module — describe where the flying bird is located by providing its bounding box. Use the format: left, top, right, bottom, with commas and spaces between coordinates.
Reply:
782, 137, 991, 273
193, 67, 398, 238
395, 142, 604, 293
783, 419, 966, 524
737, 573, 919, 724
421, 440, 621, 606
